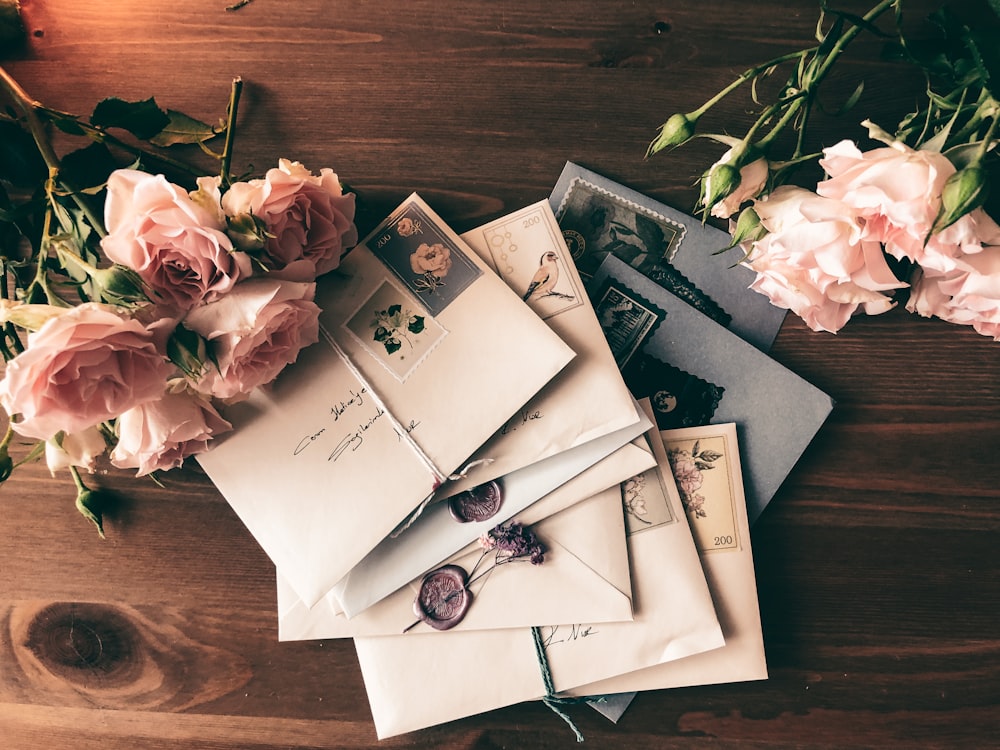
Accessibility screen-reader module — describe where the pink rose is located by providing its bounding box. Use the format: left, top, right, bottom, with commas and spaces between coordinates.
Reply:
409, 242, 452, 277
45, 426, 107, 475
111, 381, 232, 476
184, 277, 321, 400
742, 186, 906, 333
918, 208, 1000, 275
222, 159, 357, 280
907, 249, 1000, 340
101, 169, 252, 312
817, 139, 956, 266
0, 303, 174, 440
710, 149, 769, 219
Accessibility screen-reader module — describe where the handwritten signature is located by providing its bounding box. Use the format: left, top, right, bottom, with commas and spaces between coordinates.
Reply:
293, 387, 369, 456
500, 407, 543, 435
331, 387, 367, 421
328, 406, 386, 462
541, 623, 599, 647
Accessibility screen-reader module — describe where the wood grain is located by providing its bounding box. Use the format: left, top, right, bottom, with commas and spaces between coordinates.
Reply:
2, 0, 999, 747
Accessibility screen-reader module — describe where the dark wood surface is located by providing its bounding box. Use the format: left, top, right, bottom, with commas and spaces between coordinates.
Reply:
2, 1, 999, 747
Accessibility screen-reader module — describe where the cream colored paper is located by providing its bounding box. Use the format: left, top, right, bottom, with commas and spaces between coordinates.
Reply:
352, 401, 724, 739
570, 422, 766, 698
197, 194, 575, 608
278, 485, 633, 639
432, 201, 641, 498
324, 418, 654, 619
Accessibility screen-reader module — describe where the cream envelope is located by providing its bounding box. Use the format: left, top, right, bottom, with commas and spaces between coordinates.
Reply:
569, 422, 766, 700
431, 201, 641, 499
278, 485, 633, 639
325, 412, 654, 618
197, 194, 575, 608
352, 401, 725, 739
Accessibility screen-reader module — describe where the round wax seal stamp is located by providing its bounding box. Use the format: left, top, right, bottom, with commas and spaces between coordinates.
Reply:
448, 479, 504, 523
413, 564, 472, 630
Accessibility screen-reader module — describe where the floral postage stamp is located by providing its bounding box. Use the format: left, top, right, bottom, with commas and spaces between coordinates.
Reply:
663, 429, 740, 554
366, 197, 481, 316
345, 280, 447, 381
621, 465, 677, 536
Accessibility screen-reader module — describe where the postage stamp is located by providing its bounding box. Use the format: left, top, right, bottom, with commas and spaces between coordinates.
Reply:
621, 465, 677, 537
479, 203, 583, 321
591, 278, 665, 368
344, 279, 447, 382
621, 352, 725, 430
366, 198, 481, 316
553, 175, 732, 328
662, 430, 740, 554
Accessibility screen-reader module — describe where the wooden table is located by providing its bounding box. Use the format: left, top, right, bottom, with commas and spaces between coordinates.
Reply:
2, 1, 998, 747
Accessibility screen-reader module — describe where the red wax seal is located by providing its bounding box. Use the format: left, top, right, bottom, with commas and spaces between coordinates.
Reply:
413, 564, 472, 630
448, 480, 504, 523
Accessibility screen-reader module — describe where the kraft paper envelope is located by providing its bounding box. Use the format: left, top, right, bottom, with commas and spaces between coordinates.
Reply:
197, 194, 575, 608
352, 402, 725, 739
431, 201, 642, 499
278, 484, 634, 639
326, 411, 654, 618
571, 422, 766, 701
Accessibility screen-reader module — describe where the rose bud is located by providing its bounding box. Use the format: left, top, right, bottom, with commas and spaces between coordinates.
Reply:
931, 165, 989, 236
647, 112, 697, 157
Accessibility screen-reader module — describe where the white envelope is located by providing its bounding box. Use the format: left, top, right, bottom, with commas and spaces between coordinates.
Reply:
325, 411, 654, 618
278, 484, 634, 639
352, 401, 725, 739
433, 201, 641, 498
197, 194, 575, 608
570, 422, 767, 699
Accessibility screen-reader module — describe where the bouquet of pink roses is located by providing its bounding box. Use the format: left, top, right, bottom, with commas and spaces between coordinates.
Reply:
648, 0, 1000, 337
0, 67, 357, 534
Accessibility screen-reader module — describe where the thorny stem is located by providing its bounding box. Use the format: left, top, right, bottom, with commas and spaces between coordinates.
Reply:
0, 65, 106, 239
220, 77, 244, 188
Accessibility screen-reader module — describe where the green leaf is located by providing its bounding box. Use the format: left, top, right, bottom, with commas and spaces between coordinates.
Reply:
149, 109, 218, 147
0, 120, 47, 187
59, 142, 118, 192
407, 315, 425, 334
90, 96, 170, 141
373, 325, 390, 343
387, 304, 402, 316
384, 337, 401, 355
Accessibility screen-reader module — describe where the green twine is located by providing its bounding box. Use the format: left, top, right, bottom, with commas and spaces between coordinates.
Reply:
530, 626, 594, 742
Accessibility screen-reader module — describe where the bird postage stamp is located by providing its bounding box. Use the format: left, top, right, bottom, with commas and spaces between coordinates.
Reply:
477, 202, 584, 321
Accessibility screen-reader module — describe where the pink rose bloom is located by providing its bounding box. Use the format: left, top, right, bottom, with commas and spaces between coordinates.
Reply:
817, 139, 956, 266
101, 169, 252, 312
222, 159, 357, 280
111, 381, 232, 475
742, 186, 906, 333
918, 208, 1000, 275
184, 277, 321, 400
45, 426, 107, 475
0, 303, 174, 440
710, 149, 769, 219
409, 242, 452, 277
907, 249, 1000, 340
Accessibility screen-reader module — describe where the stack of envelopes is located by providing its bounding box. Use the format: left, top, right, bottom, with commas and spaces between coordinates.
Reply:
197, 162, 835, 739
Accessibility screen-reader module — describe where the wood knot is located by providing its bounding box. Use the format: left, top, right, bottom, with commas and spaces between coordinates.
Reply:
24, 602, 140, 684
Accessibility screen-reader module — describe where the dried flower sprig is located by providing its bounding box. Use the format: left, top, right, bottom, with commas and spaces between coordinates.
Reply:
405, 521, 546, 632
